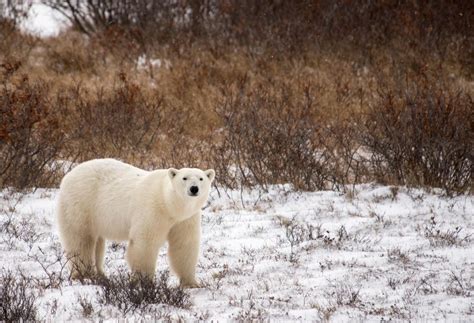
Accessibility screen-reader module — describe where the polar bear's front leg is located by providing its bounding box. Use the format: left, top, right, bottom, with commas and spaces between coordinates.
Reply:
167, 213, 201, 288
126, 237, 164, 278
126, 224, 169, 278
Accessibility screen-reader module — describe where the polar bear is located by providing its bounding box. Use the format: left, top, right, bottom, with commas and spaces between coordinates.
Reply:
56, 158, 215, 287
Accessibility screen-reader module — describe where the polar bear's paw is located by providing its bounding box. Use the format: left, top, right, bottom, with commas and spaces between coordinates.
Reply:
180, 278, 201, 289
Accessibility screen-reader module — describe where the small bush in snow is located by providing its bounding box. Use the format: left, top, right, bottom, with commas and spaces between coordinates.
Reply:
423, 217, 471, 247
96, 270, 190, 315
77, 295, 94, 318
0, 270, 38, 322
445, 270, 471, 297
387, 248, 410, 265
324, 280, 362, 308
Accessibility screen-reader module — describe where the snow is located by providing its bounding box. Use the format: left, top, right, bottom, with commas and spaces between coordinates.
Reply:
19, 3, 69, 38
1, 184, 473, 321
137, 55, 172, 70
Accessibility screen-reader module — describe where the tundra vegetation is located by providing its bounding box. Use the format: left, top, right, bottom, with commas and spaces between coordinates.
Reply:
0, 1, 472, 321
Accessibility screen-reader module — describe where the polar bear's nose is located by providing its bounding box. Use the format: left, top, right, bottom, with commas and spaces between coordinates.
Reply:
190, 186, 199, 195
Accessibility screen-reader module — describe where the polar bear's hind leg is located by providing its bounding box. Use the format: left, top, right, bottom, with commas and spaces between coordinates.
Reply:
57, 201, 96, 279
65, 234, 96, 279
95, 237, 105, 276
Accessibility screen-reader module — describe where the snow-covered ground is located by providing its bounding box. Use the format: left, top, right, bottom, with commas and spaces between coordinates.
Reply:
1, 184, 472, 321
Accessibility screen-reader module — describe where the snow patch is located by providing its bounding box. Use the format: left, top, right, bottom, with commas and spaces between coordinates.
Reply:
137, 55, 172, 70
1, 185, 473, 321
20, 3, 69, 37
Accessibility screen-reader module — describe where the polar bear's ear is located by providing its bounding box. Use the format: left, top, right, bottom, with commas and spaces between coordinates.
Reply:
205, 169, 215, 182
168, 168, 178, 180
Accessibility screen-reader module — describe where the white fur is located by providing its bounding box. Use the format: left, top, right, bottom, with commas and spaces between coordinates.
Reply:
56, 158, 215, 287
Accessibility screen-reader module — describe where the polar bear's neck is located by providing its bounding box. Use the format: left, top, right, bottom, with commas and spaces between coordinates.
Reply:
164, 189, 204, 222
144, 172, 204, 223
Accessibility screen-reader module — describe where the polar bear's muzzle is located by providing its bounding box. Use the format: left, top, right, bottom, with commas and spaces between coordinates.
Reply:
189, 185, 199, 196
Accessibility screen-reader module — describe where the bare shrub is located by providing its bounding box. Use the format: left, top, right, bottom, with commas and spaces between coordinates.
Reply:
279, 216, 354, 260
318, 225, 350, 250
285, 222, 321, 247
312, 302, 337, 322
213, 79, 332, 191
320, 120, 370, 192
324, 280, 362, 308
77, 295, 94, 318
280, 216, 322, 262
44, 1, 474, 69
361, 82, 473, 195
58, 73, 163, 164
210, 264, 230, 291
423, 217, 471, 247
1, 193, 24, 249
387, 277, 400, 290
387, 248, 410, 265
45, 1, 187, 37
90, 25, 144, 63
416, 275, 438, 295
28, 244, 72, 290
446, 270, 471, 297
2, 210, 40, 250
46, 32, 100, 74
231, 290, 267, 321
0, 270, 38, 322
0, 3, 35, 61
2, 1, 472, 195
96, 270, 190, 315
0, 63, 65, 190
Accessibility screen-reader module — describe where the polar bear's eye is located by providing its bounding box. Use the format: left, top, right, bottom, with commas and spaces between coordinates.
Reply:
183, 177, 187, 181
199, 177, 203, 181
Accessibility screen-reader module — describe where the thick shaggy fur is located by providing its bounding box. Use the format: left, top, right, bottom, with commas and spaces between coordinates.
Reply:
56, 158, 214, 287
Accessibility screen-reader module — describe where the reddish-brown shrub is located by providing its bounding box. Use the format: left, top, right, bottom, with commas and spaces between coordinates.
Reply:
1, 1, 472, 195
361, 83, 473, 195
0, 16, 36, 63
212, 79, 332, 191
58, 73, 163, 164
0, 63, 65, 189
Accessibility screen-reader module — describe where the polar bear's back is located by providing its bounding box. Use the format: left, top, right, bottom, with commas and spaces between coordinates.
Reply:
64, 158, 147, 179
59, 158, 148, 196
57, 159, 150, 241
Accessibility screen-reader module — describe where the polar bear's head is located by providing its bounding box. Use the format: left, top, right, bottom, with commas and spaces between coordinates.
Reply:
168, 168, 215, 200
